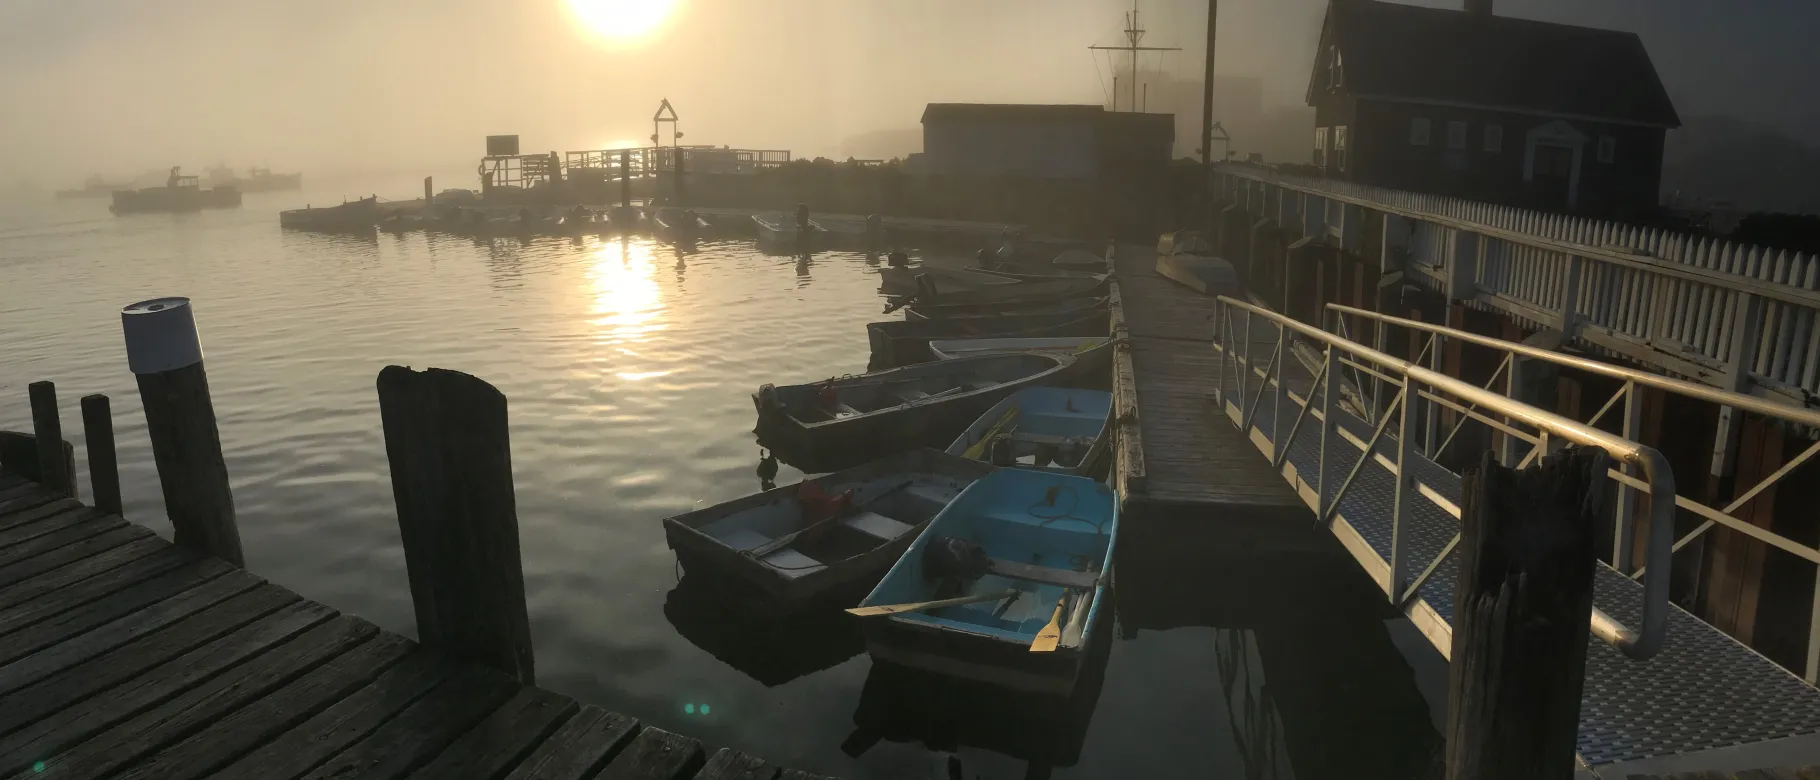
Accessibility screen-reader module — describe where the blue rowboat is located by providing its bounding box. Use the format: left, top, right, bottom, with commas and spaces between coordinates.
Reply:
855, 469, 1118, 696
945, 387, 1112, 477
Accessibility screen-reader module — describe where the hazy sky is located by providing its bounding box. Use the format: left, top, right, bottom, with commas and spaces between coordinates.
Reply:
1, 0, 1814, 187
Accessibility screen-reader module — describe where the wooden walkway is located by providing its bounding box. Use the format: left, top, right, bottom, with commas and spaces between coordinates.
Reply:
0, 471, 830, 780
1109, 245, 1318, 566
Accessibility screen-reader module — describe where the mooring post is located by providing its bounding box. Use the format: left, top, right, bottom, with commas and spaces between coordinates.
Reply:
1445, 447, 1606, 779
423, 176, 433, 208
620, 148, 632, 207
122, 297, 244, 567
376, 365, 534, 684
27, 382, 75, 497
81, 394, 122, 517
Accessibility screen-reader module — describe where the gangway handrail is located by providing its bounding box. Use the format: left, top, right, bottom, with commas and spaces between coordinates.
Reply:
1219, 296, 1677, 660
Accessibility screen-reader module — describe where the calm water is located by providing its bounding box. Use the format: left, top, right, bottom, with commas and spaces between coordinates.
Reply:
0, 189, 1445, 778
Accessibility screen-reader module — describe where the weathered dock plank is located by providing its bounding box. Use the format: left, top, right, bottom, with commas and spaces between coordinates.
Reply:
0, 468, 836, 780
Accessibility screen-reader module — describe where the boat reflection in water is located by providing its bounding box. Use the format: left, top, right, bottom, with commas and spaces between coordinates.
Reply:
661, 575, 864, 688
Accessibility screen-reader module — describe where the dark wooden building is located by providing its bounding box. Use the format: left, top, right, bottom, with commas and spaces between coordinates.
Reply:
1306, 0, 1681, 219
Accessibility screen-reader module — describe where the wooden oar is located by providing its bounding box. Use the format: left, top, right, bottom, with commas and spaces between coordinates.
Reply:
747, 480, 915, 560
961, 405, 1020, 460
1029, 595, 1067, 653
846, 589, 1020, 617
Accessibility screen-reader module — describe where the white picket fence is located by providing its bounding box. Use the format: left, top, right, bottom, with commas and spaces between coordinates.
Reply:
1213, 163, 1820, 406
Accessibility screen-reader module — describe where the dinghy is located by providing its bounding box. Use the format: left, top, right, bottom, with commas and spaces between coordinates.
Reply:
754, 353, 1074, 469
663, 449, 995, 616
903, 297, 1105, 323
946, 388, 1112, 476
652, 206, 711, 241
753, 213, 821, 247
867, 311, 1110, 370
892, 276, 1109, 309
879, 265, 1020, 296
928, 337, 1110, 361
853, 469, 1118, 695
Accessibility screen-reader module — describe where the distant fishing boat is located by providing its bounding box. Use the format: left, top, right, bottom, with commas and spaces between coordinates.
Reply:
652, 206, 711, 241
867, 311, 1110, 370
110, 168, 241, 215
753, 213, 821, 247
927, 337, 1110, 361
903, 297, 1105, 323
853, 469, 1118, 695
279, 196, 378, 233
946, 387, 1112, 476
662, 449, 995, 616
754, 352, 1075, 469
212, 165, 303, 193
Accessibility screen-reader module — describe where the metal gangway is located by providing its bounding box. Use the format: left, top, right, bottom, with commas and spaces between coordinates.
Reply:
1211, 296, 1820, 773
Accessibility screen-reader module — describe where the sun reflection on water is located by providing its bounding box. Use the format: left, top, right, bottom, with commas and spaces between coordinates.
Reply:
585, 239, 670, 381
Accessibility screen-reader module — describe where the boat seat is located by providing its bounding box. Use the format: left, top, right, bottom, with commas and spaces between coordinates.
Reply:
987, 558, 1099, 590
716, 528, 773, 553
841, 511, 914, 542
896, 389, 931, 403
759, 548, 827, 579
832, 403, 864, 417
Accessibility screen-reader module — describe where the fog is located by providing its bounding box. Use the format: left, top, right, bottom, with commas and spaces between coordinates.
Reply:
2, 0, 1814, 191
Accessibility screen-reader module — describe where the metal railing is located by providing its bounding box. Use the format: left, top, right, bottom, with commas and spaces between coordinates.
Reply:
1214, 296, 1677, 660
1211, 164, 1820, 410
1331, 302, 1820, 683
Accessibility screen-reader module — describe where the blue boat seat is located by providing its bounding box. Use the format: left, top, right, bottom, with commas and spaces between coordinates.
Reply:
841, 511, 913, 542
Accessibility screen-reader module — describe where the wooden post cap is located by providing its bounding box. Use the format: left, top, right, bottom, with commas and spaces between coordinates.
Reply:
122, 297, 203, 374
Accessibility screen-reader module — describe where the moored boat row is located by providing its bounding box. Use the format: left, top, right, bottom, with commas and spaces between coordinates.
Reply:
662, 240, 1121, 697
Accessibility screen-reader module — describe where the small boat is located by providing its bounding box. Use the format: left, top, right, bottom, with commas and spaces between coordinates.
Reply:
662, 449, 996, 616
868, 311, 1110, 370
894, 276, 1109, 308
1155, 253, 1240, 297
854, 469, 1118, 695
946, 387, 1112, 476
928, 337, 1110, 361
879, 265, 1019, 296
754, 353, 1075, 469
754, 213, 822, 247
652, 207, 711, 241
904, 297, 1105, 323
279, 196, 378, 233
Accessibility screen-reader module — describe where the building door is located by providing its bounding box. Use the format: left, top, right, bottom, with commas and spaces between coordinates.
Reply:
1533, 143, 1576, 209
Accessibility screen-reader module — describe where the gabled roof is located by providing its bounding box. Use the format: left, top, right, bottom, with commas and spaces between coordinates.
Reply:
1310, 0, 1681, 128
921, 104, 1106, 124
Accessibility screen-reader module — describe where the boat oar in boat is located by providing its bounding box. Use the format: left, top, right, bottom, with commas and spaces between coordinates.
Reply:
744, 480, 916, 560
1029, 596, 1067, 652
960, 404, 1020, 460
846, 589, 1021, 617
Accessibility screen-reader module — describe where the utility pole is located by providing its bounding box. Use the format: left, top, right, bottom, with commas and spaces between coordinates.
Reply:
1089, 1, 1179, 112
1201, 0, 1218, 164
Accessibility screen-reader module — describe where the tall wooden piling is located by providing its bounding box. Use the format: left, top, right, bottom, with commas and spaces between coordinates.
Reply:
376, 365, 534, 684
1445, 447, 1606, 779
27, 381, 74, 497
81, 394, 122, 516
620, 149, 632, 207
122, 297, 244, 567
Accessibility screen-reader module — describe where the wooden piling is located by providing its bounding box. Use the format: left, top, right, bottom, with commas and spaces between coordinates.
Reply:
620, 149, 632, 207
1445, 447, 1606, 780
81, 394, 123, 517
376, 365, 534, 684
122, 297, 244, 567
27, 381, 74, 497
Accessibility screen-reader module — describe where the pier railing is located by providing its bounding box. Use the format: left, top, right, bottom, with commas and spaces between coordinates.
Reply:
1211, 163, 1820, 410
1213, 296, 1677, 660
1330, 302, 1820, 684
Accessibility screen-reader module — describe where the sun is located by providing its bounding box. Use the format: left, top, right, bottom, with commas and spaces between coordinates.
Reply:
566, 0, 677, 42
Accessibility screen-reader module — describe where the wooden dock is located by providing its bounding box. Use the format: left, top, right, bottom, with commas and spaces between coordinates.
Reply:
0, 471, 829, 780
1108, 243, 1325, 579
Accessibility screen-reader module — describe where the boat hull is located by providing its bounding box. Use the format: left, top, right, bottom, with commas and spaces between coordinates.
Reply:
867, 311, 1110, 370
944, 387, 1113, 477
1155, 253, 1240, 297
110, 186, 241, 214
903, 296, 1105, 323
927, 336, 1110, 361
662, 449, 995, 617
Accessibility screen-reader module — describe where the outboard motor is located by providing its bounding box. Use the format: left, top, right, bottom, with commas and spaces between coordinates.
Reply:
886, 251, 910, 268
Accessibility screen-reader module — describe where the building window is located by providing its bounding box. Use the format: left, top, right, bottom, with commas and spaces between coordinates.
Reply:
1410, 118, 1431, 146
1314, 127, 1328, 167
1447, 121, 1468, 150
1328, 46, 1344, 89
1597, 135, 1616, 163
1484, 124, 1503, 152
1334, 126, 1349, 171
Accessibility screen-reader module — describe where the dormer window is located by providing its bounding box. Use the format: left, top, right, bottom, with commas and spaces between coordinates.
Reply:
1328, 46, 1344, 89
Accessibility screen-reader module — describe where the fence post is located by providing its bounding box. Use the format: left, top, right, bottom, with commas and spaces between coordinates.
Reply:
377, 365, 535, 684
123, 297, 244, 567
27, 382, 74, 497
1445, 447, 1604, 779
80, 395, 122, 517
